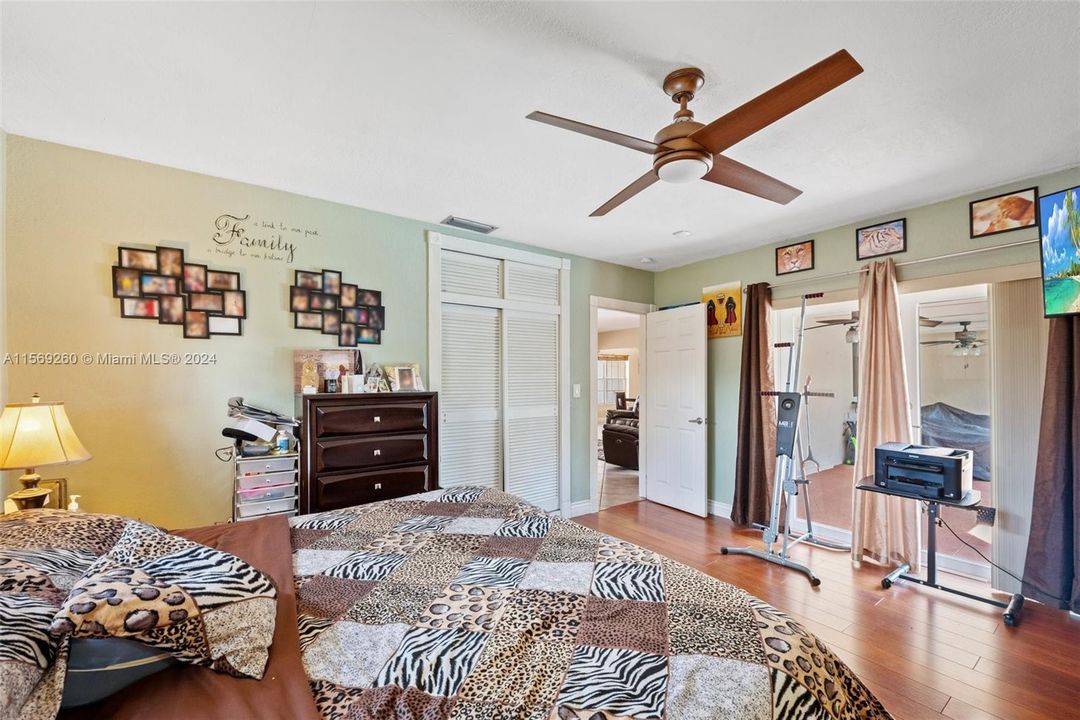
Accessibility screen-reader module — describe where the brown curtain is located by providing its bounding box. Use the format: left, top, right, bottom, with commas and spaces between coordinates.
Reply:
1023, 316, 1080, 613
851, 259, 921, 571
731, 283, 777, 527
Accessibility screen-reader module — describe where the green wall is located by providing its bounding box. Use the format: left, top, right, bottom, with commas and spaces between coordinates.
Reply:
654, 165, 1080, 507
3, 136, 651, 526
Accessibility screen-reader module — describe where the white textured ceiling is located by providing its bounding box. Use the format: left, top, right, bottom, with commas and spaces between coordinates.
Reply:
597, 308, 641, 333
3, 2, 1078, 270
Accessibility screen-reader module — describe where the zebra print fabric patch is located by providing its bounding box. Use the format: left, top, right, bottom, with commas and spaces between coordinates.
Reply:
495, 516, 551, 538
378, 626, 488, 696
0, 594, 59, 667
322, 552, 407, 582
452, 556, 529, 589
556, 645, 667, 718
393, 515, 456, 533
139, 543, 277, 610
439, 487, 486, 504
590, 562, 665, 603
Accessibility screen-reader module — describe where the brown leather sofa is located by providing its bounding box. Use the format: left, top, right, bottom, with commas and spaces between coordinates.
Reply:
602, 408, 639, 470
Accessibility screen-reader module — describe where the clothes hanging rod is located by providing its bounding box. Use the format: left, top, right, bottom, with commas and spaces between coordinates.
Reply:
751, 237, 1039, 292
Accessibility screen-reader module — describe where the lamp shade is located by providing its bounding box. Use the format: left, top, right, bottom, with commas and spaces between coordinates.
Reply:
0, 400, 92, 470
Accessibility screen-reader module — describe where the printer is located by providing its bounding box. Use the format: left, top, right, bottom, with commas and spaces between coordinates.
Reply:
874, 442, 973, 501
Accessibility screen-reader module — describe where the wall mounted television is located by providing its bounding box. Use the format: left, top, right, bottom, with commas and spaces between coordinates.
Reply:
1040, 185, 1080, 318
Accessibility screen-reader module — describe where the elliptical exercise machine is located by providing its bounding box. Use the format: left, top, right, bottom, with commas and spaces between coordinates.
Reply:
721, 292, 848, 586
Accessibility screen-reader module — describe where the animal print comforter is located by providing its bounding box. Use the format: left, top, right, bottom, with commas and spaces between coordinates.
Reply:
290, 487, 892, 720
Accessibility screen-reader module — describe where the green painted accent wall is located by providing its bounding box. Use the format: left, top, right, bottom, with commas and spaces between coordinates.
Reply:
3, 136, 651, 526
654, 165, 1080, 507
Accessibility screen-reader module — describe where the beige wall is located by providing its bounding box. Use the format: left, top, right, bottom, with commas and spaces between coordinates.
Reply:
655, 164, 1080, 505
597, 327, 640, 398
919, 344, 990, 416
4, 136, 653, 526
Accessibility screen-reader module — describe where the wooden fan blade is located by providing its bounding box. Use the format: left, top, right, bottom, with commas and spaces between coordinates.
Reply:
920, 340, 957, 346
527, 111, 663, 154
702, 155, 802, 204
590, 171, 659, 217
919, 317, 943, 327
690, 50, 863, 154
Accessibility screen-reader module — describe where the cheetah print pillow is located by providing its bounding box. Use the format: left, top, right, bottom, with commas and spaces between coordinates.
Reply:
49, 519, 278, 679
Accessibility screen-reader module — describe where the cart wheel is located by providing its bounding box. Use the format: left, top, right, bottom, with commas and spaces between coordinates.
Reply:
1003, 613, 1018, 628
881, 579, 892, 589
810, 577, 821, 587
720, 547, 729, 555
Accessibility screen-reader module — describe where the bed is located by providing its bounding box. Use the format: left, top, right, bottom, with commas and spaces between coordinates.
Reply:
3, 487, 891, 720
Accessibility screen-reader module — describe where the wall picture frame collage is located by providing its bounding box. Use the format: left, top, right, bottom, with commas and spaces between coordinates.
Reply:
290, 269, 384, 347
113, 246, 245, 338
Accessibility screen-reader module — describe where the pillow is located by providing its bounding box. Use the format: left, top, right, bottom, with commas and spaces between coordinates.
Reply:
61, 638, 177, 708
49, 519, 278, 679
0, 509, 129, 720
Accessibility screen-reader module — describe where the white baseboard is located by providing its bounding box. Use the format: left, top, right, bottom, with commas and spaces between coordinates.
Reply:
708, 500, 732, 518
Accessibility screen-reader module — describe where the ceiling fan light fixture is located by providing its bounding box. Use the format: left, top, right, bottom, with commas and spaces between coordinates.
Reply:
656, 155, 711, 183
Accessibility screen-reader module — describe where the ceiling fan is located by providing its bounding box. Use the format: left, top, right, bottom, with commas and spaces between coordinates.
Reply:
811, 311, 942, 330
527, 50, 863, 216
921, 320, 988, 354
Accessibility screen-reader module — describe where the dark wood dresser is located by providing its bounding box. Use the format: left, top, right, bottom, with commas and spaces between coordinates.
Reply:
297, 392, 438, 514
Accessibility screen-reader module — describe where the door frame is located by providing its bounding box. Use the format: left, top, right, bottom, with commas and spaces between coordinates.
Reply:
585, 295, 656, 516
427, 231, 572, 515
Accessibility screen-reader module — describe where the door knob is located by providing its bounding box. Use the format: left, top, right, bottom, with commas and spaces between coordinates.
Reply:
689, 417, 704, 425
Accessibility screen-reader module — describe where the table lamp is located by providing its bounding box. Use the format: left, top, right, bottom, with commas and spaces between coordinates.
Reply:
1, 394, 92, 510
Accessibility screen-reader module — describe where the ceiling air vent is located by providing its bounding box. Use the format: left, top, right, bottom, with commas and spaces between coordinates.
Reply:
441, 215, 498, 235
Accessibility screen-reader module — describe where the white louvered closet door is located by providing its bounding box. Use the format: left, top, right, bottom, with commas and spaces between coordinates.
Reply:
503, 260, 560, 510
434, 242, 563, 510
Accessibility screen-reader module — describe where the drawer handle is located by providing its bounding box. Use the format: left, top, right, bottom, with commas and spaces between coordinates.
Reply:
375, 483, 382, 490
374, 416, 381, 423
373, 449, 381, 457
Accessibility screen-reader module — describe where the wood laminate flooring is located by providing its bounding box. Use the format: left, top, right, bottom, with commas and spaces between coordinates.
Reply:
576, 500, 1080, 720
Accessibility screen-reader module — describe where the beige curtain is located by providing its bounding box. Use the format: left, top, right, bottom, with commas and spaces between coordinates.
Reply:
851, 259, 921, 571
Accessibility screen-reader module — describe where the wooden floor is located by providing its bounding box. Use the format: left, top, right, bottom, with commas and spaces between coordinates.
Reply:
577, 500, 1080, 720
597, 461, 640, 510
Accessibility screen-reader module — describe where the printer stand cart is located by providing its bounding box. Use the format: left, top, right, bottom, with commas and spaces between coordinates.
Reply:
233, 450, 300, 522
856, 483, 1025, 627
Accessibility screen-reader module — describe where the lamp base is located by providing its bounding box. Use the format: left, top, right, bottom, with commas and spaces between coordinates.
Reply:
8, 486, 51, 510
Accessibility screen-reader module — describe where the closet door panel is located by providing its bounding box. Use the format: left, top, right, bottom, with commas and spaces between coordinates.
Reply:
440, 303, 502, 489
505, 310, 559, 510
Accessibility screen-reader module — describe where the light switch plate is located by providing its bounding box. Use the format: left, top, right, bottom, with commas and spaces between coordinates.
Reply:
572, 384, 581, 398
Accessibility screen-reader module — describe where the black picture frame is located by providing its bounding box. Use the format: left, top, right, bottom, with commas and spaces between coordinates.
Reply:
340, 283, 358, 307
1038, 185, 1080, 319
339, 323, 358, 347
139, 273, 180, 296
120, 297, 160, 319
855, 218, 907, 261
774, 239, 815, 276
294, 311, 323, 330
322, 269, 342, 295
207, 270, 241, 291
368, 305, 385, 330
117, 246, 158, 272
358, 288, 382, 307
357, 327, 381, 345
188, 291, 225, 313
290, 286, 310, 312
221, 290, 246, 318
969, 186, 1039, 239
157, 295, 185, 325
183, 310, 210, 339
208, 315, 242, 336
322, 310, 341, 335
183, 263, 208, 293
156, 247, 185, 277
296, 270, 322, 289
112, 266, 142, 298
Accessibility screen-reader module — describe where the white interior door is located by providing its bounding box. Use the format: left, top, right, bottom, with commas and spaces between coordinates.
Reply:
645, 304, 708, 516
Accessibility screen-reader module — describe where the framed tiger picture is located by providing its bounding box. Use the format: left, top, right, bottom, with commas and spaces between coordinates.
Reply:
855, 218, 906, 261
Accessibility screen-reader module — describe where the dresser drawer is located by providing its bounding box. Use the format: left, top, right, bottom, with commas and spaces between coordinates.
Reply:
315, 466, 430, 511
314, 403, 428, 437
236, 497, 296, 518
315, 433, 427, 472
